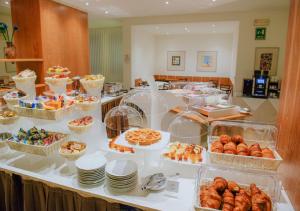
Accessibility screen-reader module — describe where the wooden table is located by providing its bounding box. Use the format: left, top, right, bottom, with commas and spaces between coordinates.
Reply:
170, 107, 251, 125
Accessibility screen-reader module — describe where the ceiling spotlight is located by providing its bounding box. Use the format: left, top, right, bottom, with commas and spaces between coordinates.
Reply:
4, 1, 9, 4
105, 10, 109, 14
212, 0, 216, 2
85, 2, 89, 6
165, 1, 169, 5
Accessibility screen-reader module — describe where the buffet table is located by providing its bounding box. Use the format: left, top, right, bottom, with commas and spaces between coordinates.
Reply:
0, 114, 295, 211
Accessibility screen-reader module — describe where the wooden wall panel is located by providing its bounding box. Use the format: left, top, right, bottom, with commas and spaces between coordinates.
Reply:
11, 0, 44, 83
11, 0, 90, 83
277, 0, 300, 210
39, 0, 90, 79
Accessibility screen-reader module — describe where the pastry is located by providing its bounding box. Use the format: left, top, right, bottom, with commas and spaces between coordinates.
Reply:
0, 110, 16, 118
200, 185, 222, 209
212, 177, 228, 192
224, 142, 237, 154
163, 142, 203, 163
234, 189, 251, 211
60, 141, 86, 154
228, 181, 240, 193
69, 116, 93, 126
249, 144, 263, 157
262, 148, 275, 159
250, 184, 272, 211
219, 135, 231, 144
237, 143, 249, 156
125, 128, 161, 146
211, 140, 224, 153
231, 135, 244, 144
222, 189, 235, 211
83, 74, 104, 81
109, 138, 135, 153
47, 66, 70, 75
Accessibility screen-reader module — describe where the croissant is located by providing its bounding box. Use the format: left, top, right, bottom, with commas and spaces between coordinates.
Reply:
211, 140, 224, 153
200, 185, 222, 209
237, 143, 249, 156
228, 181, 240, 193
262, 148, 275, 159
224, 142, 237, 155
219, 135, 231, 144
231, 135, 244, 144
212, 177, 228, 192
222, 189, 235, 211
249, 143, 263, 157
234, 189, 251, 211
250, 184, 272, 211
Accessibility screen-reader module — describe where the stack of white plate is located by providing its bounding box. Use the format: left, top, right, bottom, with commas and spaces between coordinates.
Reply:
105, 160, 138, 192
75, 153, 107, 186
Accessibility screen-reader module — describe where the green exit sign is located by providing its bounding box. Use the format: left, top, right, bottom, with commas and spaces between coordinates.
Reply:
255, 27, 266, 40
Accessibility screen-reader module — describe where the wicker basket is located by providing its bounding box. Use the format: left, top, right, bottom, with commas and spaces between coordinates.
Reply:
14, 105, 73, 120
0, 140, 7, 148
3, 94, 28, 107
7, 133, 69, 156
67, 121, 94, 134
59, 144, 86, 160
207, 142, 282, 171
0, 115, 19, 125
75, 100, 99, 111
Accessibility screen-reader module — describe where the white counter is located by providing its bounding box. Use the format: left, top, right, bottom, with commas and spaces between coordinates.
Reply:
0, 110, 295, 211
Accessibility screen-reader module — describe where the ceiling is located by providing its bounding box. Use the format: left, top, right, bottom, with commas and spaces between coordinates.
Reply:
0, 0, 289, 19
133, 21, 239, 35
53, 0, 289, 19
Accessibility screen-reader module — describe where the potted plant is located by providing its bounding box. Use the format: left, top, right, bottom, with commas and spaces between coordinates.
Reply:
0, 22, 18, 59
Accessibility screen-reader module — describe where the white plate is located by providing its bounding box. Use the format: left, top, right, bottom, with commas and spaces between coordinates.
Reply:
109, 182, 138, 189
79, 178, 105, 185
75, 154, 107, 171
106, 172, 137, 180
105, 160, 138, 177
108, 184, 136, 193
78, 168, 105, 174
107, 177, 138, 186
114, 129, 170, 151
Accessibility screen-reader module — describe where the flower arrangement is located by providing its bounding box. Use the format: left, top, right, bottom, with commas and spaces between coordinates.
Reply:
0, 22, 18, 43
0, 22, 18, 58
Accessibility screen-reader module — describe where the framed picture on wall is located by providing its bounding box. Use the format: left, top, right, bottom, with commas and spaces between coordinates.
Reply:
197, 51, 217, 72
167, 51, 185, 71
254, 47, 279, 76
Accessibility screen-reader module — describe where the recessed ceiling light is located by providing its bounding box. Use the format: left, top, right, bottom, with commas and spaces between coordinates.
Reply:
105, 10, 109, 14
165, 1, 169, 5
212, 0, 216, 2
85, 2, 89, 6
4, 1, 9, 4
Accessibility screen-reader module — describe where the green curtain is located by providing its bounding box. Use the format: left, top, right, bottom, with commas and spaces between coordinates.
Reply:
89, 27, 123, 83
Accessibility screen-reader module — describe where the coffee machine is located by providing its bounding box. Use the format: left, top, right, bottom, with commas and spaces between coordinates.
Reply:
252, 70, 269, 98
